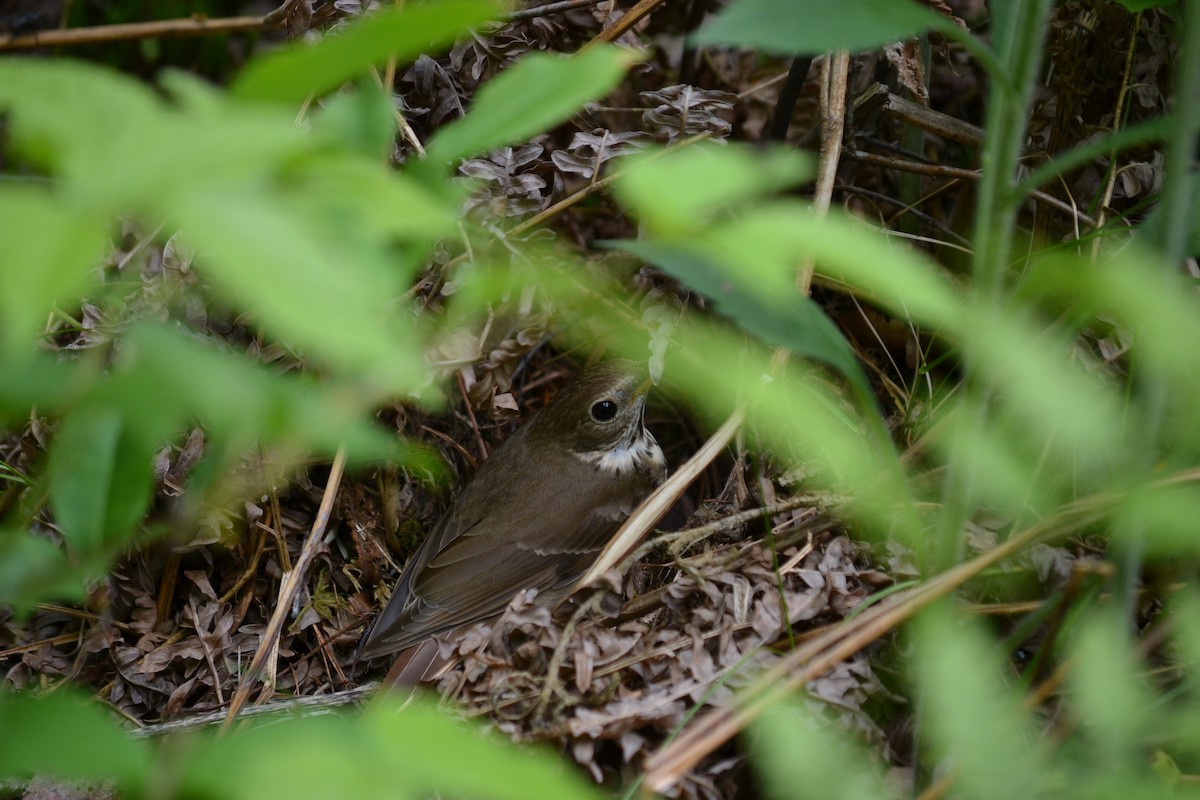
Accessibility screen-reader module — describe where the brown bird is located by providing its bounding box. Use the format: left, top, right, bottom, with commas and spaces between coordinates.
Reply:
356, 359, 665, 684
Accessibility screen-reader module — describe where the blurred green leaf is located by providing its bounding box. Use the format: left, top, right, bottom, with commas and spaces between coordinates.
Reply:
119, 323, 403, 461
182, 698, 603, 800
0, 59, 161, 177
610, 239, 869, 397
1113, 0, 1176, 9
749, 694, 896, 800
47, 404, 157, 554
169, 187, 424, 394
612, 143, 812, 234
425, 47, 634, 167
0, 186, 108, 356
694, 0, 942, 55
914, 604, 1049, 799
231, 1, 500, 104
0, 353, 94, 422
310, 80, 397, 161
0, 61, 305, 212
0, 691, 152, 785
0, 532, 88, 607
1116, 484, 1200, 557
1069, 611, 1154, 768
363, 700, 604, 800
284, 155, 459, 241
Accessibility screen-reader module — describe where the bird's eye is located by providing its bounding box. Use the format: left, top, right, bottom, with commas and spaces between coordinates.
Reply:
591, 399, 618, 421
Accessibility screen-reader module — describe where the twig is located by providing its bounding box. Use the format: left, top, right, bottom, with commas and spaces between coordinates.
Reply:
189, 600, 226, 706
508, 0, 606, 21
1090, 10, 1141, 259
585, 0, 665, 47
457, 373, 490, 461
846, 149, 1098, 229
0, 13, 274, 52
129, 684, 377, 738
219, 446, 348, 735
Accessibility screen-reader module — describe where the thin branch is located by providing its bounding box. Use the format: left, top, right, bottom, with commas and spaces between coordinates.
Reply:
585, 0, 665, 47
0, 14, 275, 52
219, 446, 348, 735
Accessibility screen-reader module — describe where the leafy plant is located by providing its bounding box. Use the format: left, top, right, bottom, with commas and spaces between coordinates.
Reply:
3, 0, 1200, 797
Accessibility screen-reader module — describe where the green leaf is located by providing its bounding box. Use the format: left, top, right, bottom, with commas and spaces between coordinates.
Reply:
424, 47, 634, 167
914, 605, 1049, 799
119, 323, 404, 461
285, 155, 459, 241
0, 691, 152, 785
1113, 0, 1176, 9
694, 0, 943, 55
749, 694, 896, 800
0, 186, 109, 355
364, 700, 603, 800
1069, 611, 1155, 767
0, 352, 93, 422
0, 531, 88, 608
310, 80, 397, 161
609, 239, 869, 398
612, 143, 812, 234
1138, 169, 1199, 257
47, 404, 157, 554
232, 1, 500, 104
0, 60, 308, 212
181, 698, 603, 800
0, 59, 161, 177
167, 187, 425, 394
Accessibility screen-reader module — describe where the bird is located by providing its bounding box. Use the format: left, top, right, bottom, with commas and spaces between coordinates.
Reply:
356, 359, 666, 685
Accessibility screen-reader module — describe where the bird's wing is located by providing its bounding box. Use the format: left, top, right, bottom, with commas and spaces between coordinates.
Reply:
361, 495, 628, 657
359, 445, 649, 658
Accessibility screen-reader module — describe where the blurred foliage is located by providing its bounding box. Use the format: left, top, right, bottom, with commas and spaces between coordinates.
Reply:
1, 0, 1200, 797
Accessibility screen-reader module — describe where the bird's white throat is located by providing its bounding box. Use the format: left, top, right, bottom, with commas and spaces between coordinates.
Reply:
580, 428, 665, 478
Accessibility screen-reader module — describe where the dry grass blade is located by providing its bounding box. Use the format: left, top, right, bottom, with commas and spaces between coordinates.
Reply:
218, 446, 347, 734
576, 407, 745, 588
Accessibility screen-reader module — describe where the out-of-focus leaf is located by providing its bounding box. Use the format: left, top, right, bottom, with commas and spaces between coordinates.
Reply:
0, 532, 88, 607
0, 353, 93, 422
0, 187, 108, 355
47, 405, 157, 555
749, 694, 896, 800
182, 698, 603, 800
119, 324, 404, 461
311, 80, 397, 161
231, 1, 499, 104
708, 206, 1126, 462
1116, 484, 1200, 557
612, 143, 811, 234
0, 691, 152, 785
1113, 0, 1176, 9
609, 239, 869, 398
914, 605, 1049, 799
425, 47, 634, 168
1069, 611, 1154, 766
0, 59, 160, 176
694, 0, 942, 56
288, 156, 459, 242
364, 700, 604, 800
168, 189, 424, 394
